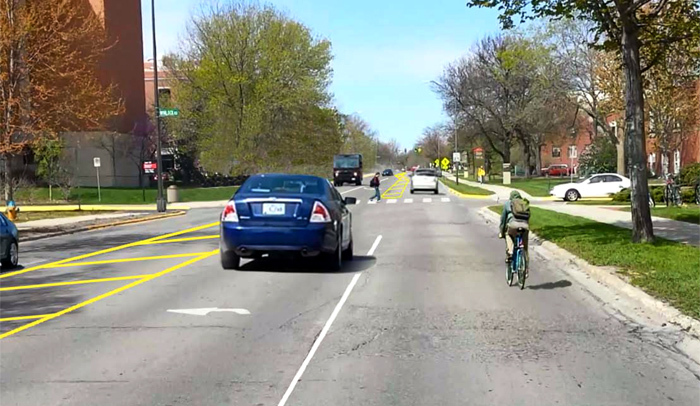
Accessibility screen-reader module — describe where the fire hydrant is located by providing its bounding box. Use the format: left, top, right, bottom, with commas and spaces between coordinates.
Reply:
6, 200, 19, 221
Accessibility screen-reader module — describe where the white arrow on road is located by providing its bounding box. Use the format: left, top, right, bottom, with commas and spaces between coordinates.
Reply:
167, 308, 251, 316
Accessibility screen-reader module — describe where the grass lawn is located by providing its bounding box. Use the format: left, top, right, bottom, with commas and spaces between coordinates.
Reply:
489, 205, 700, 319
508, 177, 572, 197
13, 186, 239, 205
13, 211, 115, 223
619, 205, 700, 225
441, 177, 493, 195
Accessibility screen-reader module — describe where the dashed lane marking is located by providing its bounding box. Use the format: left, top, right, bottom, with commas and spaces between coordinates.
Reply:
423, 198, 432, 203
441, 197, 451, 202
387, 199, 397, 204
404, 199, 413, 203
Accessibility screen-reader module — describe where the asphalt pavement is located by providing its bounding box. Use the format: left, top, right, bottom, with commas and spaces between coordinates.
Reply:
0, 175, 698, 405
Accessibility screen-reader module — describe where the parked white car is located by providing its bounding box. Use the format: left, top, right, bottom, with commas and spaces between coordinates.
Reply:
550, 173, 631, 201
410, 168, 439, 194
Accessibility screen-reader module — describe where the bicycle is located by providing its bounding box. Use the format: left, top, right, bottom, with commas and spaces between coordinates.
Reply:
506, 228, 528, 290
664, 175, 682, 207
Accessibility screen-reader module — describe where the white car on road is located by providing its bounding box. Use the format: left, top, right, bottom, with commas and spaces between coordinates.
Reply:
550, 173, 631, 201
410, 168, 439, 194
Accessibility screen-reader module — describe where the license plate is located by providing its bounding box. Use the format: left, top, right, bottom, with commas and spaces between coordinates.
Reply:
262, 203, 285, 215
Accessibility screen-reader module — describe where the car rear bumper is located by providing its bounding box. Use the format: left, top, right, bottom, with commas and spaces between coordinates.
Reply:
411, 181, 438, 190
220, 222, 336, 257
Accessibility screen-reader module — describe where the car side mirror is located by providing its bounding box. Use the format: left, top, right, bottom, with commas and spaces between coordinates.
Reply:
344, 197, 357, 205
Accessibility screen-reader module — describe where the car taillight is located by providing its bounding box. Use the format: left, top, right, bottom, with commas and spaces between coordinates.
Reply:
310, 201, 331, 223
221, 201, 238, 222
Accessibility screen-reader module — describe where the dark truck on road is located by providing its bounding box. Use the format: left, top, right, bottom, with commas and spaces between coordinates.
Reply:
333, 154, 363, 186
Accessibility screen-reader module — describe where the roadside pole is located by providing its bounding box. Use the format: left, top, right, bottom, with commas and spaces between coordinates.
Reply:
94, 157, 101, 202
152, 0, 166, 213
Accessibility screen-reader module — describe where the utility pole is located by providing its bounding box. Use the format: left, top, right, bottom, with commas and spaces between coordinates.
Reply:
454, 119, 459, 185
151, 0, 166, 212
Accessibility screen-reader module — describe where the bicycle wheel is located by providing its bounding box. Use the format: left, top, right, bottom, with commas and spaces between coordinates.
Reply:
518, 251, 526, 290
506, 256, 514, 286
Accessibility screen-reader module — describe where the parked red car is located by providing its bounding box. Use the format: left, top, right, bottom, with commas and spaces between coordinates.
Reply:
542, 164, 571, 177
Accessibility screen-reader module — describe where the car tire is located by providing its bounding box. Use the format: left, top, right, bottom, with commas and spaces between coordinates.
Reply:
326, 232, 342, 271
356, 180, 362, 186
565, 189, 580, 202
221, 250, 240, 270
342, 236, 354, 261
1, 240, 18, 268
410, 188, 414, 194
434, 187, 439, 194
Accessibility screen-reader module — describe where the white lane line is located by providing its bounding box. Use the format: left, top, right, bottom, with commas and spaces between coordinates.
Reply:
367, 200, 377, 204
340, 186, 364, 195
277, 235, 383, 406
423, 198, 432, 203
387, 199, 397, 204
404, 199, 413, 203
441, 197, 450, 202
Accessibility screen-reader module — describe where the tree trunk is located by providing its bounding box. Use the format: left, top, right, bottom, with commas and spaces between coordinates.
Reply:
535, 143, 543, 176
621, 26, 654, 243
524, 145, 532, 178
4, 155, 12, 202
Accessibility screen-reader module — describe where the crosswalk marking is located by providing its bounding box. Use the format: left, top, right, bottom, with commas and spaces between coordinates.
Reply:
367, 200, 377, 204
404, 199, 413, 203
441, 197, 450, 202
423, 198, 432, 203
387, 199, 397, 204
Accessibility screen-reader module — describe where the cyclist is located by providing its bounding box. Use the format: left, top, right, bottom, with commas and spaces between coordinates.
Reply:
499, 190, 530, 266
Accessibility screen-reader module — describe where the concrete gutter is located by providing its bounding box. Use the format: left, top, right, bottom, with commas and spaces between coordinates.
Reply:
478, 206, 700, 366
20, 210, 187, 242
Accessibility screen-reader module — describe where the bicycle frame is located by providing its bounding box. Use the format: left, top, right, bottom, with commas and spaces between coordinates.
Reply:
511, 233, 525, 273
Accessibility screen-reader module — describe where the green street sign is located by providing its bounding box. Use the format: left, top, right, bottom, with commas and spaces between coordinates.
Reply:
159, 108, 179, 117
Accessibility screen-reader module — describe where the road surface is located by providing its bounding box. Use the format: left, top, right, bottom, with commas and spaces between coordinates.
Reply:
1, 176, 698, 405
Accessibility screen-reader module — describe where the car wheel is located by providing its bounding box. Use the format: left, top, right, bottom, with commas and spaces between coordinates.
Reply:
1, 240, 18, 268
565, 189, 580, 202
434, 187, 439, 194
326, 232, 342, 271
221, 250, 240, 270
410, 188, 414, 194
356, 180, 362, 186
342, 236, 354, 261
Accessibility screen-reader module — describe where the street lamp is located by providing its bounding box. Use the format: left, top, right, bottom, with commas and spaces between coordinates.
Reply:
151, 0, 166, 212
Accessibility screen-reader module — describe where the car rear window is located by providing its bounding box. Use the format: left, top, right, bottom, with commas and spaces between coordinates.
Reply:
240, 176, 323, 195
416, 169, 436, 176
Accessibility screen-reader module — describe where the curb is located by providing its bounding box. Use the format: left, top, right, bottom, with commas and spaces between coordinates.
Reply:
440, 181, 495, 200
1, 204, 192, 212
477, 206, 700, 366
19, 211, 187, 242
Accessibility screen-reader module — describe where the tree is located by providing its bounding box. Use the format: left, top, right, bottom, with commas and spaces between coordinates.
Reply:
467, 0, 700, 242
0, 0, 123, 200
434, 34, 566, 176
340, 114, 378, 171
578, 136, 618, 175
417, 125, 449, 163
34, 138, 63, 201
165, 2, 335, 175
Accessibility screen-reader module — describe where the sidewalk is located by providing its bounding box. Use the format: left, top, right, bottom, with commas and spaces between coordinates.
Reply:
442, 172, 541, 201
536, 203, 700, 247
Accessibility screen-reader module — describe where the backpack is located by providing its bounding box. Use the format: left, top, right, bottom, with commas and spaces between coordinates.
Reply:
370, 177, 379, 187
511, 198, 530, 221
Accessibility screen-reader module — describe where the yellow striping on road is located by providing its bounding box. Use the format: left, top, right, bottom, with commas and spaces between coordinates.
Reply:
381, 173, 410, 199
51, 253, 211, 268
0, 275, 152, 291
138, 235, 219, 245
0, 249, 219, 340
0, 314, 54, 322
0, 221, 220, 280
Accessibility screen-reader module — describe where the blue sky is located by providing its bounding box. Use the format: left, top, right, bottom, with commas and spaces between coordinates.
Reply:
142, 1, 502, 149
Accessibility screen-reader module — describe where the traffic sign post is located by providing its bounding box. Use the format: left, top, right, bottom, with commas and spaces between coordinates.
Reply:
452, 152, 461, 184
93, 157, 101, 202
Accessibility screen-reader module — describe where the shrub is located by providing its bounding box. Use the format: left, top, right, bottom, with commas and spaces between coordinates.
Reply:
679, 163, 700, 186
611, 186, 665, 203
611, 188, 631, 202
681, 188, 695, 203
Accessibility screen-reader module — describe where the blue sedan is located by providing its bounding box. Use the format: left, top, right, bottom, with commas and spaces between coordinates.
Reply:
220, 174, 356, 270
